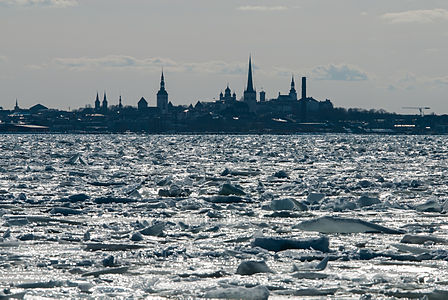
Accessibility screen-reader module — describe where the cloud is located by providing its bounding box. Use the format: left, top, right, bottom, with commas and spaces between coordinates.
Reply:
50, 55, 248, 75
381, 8, 448, 24
0, 0, 78, 8
391, 72, 418, 90
183, 61, 247, 75
431, 76, 448, 86
237, 5, 287, 12
36, 55, 371, 82
53, 55, 176, 71
311, 64, 369, 81
424, 75, 448, 87
274, 63, 369, 81
387, 73, 448, 90
26, 63, 48, 70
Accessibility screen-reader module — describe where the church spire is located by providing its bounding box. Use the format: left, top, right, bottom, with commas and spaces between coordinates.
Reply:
157, 69, 168, 113
160, 70, 165, 90
246, 55, 255, 93
102, 91, 108, 111
290, 75, 296, 93
289, 75, 297, 101
243, 55, 257, 108
95, 92, 101, 111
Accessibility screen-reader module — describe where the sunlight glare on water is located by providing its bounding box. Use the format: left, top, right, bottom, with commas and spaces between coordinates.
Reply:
0, 134, 447, 298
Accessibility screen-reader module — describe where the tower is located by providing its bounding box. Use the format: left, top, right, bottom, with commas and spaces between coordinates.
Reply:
157, 71, 168, 113
94, 92, 100, 111
301, 77, 307, 122
259, 90, 266, 102
289, 75, 297, 101
14, 99, 20, 111
220, 84, 236, 102
243, 56, 257, 111
224, 84, 232, 99
301, 77, 307, 99
102, 91, 108, 112
118, 95, 123, 109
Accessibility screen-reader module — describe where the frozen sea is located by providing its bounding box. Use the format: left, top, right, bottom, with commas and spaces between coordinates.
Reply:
1, 134, 448, 299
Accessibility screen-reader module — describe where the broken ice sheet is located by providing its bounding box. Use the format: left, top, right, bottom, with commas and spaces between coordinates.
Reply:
0, 134, 447, 298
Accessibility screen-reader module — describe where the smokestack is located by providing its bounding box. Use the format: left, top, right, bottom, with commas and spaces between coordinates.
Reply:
301, 77, 306, 99
259, 90, 266, 102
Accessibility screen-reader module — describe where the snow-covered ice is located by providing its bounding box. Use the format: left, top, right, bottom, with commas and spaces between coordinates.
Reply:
0, 134, 448, 299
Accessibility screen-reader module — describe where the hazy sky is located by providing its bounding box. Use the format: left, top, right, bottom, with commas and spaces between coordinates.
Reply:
1, 0, 447, 114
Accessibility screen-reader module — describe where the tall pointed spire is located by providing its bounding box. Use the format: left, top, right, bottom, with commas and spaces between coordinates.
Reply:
157, 69, 168, 113
246, 55, 255, 93
102, 91, 108, 111
289, 74, 297, 101
95, 91, 101, 110
160, 70, 165, 90
243, 55, 257, 109
290, 75, 296, 93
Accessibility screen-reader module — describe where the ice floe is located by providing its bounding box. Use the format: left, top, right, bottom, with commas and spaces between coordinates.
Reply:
0, 134, 448, 298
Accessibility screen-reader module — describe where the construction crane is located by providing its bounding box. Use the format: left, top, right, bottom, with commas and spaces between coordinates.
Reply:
402, 107, 431, 117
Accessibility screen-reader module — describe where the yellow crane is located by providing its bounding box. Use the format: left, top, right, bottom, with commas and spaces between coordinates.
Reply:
402, 106, 430, 117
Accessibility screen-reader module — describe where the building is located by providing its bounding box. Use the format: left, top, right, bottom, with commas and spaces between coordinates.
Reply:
243, 56, 257, 112
94, 92, 101, 111
29, 104, 48, 112
277, 76, 297, 102
297, 77, 333, 113
118, 95, 123, 109
14, 99, 20, 111
138, 97, 148, 110
102, 92, 108, 112
290, 76, 297, 101
157, 71, 168, 113
219, 84, 236, 102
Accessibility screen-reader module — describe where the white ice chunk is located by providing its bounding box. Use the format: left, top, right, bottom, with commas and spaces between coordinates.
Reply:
204, 285, 269, 300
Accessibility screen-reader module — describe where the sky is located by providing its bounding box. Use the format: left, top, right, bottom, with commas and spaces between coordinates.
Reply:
0, 0, 447, 114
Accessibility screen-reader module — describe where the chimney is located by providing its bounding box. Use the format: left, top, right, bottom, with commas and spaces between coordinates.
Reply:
301, 77, 307, 99
259, 90, 266, 102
